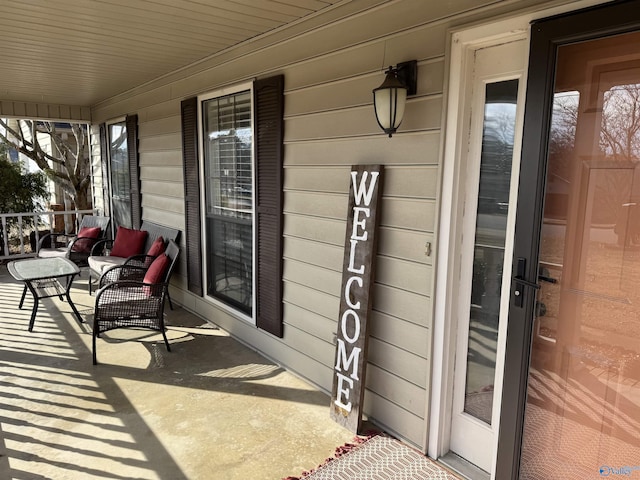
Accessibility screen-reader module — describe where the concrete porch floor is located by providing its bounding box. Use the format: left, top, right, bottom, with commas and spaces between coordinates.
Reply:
0, 264, 355, 479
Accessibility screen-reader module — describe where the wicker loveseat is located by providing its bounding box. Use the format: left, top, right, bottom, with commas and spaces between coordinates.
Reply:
87, 221, 181, 295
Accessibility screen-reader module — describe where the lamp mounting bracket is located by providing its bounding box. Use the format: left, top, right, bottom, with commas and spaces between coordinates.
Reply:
396, 60, 418, 96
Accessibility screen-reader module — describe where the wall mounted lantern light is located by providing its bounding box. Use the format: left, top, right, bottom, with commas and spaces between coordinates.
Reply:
372, 60, 417, 137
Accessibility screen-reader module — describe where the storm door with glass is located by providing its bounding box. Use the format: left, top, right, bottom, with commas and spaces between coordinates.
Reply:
521, 30, 640, 480
498, 2, 640, 478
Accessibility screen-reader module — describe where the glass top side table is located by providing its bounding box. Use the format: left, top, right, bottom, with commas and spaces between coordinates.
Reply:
8, 257, 83, 331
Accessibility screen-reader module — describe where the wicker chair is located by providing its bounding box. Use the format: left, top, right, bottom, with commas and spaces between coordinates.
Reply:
92, 240, 180, 365
37, 215, 111, 267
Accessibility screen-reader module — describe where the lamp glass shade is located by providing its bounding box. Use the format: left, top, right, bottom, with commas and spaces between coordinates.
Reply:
373, 69, 408, 136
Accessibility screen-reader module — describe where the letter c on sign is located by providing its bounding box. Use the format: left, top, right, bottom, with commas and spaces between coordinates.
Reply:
345, 276, 363, 309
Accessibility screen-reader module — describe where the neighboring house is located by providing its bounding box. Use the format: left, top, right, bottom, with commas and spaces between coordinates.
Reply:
1, 1, 639, 478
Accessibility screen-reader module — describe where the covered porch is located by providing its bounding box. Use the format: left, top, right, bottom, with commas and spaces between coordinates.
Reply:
0, 263, 353, 479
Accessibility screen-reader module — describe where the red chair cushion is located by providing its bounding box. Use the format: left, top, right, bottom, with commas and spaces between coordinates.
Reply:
146, 236, 166, 258
143, 253, 171, 296
71, 226, 101, 253
110, 227, 148, 258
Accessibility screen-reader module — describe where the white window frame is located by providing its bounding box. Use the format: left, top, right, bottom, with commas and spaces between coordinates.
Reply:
197, 81, 256, 324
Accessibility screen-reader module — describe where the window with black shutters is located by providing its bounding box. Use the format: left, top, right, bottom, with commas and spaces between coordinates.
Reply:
182, 75, 284, 337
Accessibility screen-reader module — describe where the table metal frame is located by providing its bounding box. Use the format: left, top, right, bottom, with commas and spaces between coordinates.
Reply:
8, 257, 83, 331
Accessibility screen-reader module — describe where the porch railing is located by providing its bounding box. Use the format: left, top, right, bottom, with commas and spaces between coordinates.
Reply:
0, 209, 95, 261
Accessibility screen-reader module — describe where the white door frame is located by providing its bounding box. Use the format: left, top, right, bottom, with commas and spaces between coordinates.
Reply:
430, 24, 529, 473
427, 1, 607, 477
449, 39, 528, 474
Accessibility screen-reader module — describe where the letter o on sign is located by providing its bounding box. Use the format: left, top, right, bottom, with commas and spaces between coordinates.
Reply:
341, 309, 361, 343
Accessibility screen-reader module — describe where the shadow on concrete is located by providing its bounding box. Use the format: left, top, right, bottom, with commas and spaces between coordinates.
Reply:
0, 265, 351, 480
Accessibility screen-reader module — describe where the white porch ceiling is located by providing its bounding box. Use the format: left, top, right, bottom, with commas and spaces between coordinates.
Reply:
0, 0, 344, 109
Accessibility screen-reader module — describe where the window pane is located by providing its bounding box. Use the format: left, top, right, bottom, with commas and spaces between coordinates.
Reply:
108, 122, 132, 229
464, 79, 519, 424
203, 91, 253, 314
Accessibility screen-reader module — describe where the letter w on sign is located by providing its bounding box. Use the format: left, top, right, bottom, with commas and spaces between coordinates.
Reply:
330, 164, 384, 433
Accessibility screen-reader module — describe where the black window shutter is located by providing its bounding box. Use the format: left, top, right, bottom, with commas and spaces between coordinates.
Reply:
254, 75, 285, 338
126, 114, 142, 229
99, 123, 111, 220
181, 97, 203, 297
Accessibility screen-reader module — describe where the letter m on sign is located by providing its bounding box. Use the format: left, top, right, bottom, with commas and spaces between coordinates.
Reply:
330, 164, 384, 433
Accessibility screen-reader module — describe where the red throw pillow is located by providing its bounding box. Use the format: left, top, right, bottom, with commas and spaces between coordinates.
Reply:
143, 253, 171, 296
144, 236, 166, 267
110, 227, 148, 258
146, 236, 166, 258
71, 226, 101, 253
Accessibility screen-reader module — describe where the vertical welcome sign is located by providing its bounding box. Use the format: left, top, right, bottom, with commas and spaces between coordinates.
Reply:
330, 164, 384, 433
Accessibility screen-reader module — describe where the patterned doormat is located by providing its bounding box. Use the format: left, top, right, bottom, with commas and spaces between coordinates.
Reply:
285, 434, 460, 480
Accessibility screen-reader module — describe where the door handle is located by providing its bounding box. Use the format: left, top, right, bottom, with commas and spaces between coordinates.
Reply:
513, 257, 540, 307
538, 275, 557, 284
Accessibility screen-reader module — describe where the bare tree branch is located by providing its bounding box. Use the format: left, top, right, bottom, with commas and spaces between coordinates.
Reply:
0, 119, 92, 209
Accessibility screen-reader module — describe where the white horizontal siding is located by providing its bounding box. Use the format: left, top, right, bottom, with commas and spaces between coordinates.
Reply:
367, 364, 427, 414
285, 165, 439, 197
140, 150, 183, 167
373, 283, 431, 328
363, 390, 426, 447
284, 95, 443, 140
284, 214, 344, 245
141, 193, 184, 215
284, 132, 441, 166
141, 179, 184, 198
284, 236, 343, 270
285, 60, 445, 116
285, 303, 336, 344
370, 311, 430, 358
379, 228, 434, 265
284, 281, 339, 322
284, 259, 342, 297
376, 256, 432, 296
284, 191, 346, 219
140, 165, 183, 182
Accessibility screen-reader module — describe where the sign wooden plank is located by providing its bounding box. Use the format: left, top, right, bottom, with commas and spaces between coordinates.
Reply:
330, 164, 384, 433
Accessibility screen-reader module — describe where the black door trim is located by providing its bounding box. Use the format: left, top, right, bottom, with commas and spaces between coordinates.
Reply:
496, 1, 640, 478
